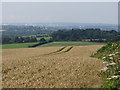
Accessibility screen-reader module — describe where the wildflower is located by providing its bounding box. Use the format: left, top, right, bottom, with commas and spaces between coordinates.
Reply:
107, 78, 112, 80
115, 52, 119, 54
106, 62, 116, 66
108, 54, 112, 56
116, 46, 119, 49
102, 57, 106, 59
101, 67, 108, 72
103, 61, 109, 64
111, 75, 120, 79
109, 57, 113, 60
108, 54, 115, 56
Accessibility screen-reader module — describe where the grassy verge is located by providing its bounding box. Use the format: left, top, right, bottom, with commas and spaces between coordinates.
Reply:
92, 41, 120, 88
38, 41, 105, 47
1, 42, 38, 49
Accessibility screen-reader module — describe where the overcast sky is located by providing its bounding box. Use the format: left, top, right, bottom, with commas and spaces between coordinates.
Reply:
2, 2, 118, 24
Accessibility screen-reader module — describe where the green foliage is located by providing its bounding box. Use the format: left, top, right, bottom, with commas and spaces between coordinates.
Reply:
51, 29, 120, 42
2, 36, 37, 44
36, 37, 52, 41
93, 42, 120, 88
102, 78, 120, 88
2, 36, 12, 44
39, 38, 47, 43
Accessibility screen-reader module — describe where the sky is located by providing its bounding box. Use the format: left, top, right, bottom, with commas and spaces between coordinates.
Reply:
2, 2, 118, 24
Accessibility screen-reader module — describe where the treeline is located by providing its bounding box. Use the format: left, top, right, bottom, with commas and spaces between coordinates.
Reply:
2, 36, 37, 44
2, 35, 53, 45
51, 29, 120, 42
2, 28, 120, 44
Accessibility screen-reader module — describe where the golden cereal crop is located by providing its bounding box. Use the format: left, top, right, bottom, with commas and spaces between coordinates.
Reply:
2, 45, 104, 88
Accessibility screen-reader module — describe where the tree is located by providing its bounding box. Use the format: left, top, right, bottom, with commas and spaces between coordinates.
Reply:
30, 37, 37, 42
50, 28, 120, 42
2, 36, 11, 44
39, 38, 47, 43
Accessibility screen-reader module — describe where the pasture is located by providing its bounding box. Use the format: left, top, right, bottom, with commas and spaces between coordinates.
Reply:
1, 41, 105, 49
1, 42, 38, 49
39, 41, 105, 47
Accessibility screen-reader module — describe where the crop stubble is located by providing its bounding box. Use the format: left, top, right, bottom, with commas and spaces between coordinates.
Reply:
2, 45, 104, 88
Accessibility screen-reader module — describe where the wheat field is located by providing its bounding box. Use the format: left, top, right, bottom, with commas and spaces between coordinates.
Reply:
2, 45, 104, 88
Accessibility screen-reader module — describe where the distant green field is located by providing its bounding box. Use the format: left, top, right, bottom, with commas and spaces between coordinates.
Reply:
1, 42, 38, 49
39, 41, 105, 47
36, 37, 52, 41
1, 41, 105, 49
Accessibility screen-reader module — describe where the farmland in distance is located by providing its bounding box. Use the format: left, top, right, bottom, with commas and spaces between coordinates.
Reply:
39, 41, 105, 47
1, 42, 38, 49
1, 41, 105, 49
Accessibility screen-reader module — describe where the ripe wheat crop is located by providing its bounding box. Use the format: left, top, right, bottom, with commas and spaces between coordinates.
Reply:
2, 45, 104, 88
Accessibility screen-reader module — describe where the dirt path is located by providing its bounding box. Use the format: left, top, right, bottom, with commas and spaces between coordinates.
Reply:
2, 45, 104, 88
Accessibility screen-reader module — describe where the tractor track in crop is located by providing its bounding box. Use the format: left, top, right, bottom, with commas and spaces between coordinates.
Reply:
2, 46, 73, 75
43, 46, 73, 55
